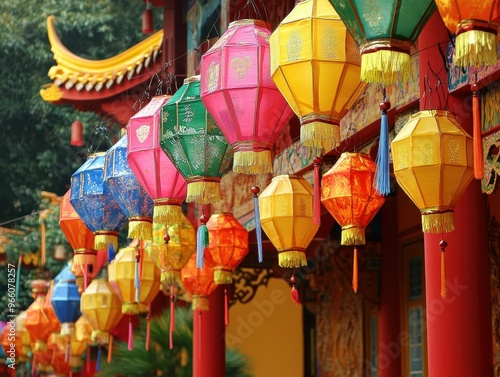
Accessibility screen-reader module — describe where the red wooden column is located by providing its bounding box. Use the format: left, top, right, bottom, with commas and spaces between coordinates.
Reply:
193, 285, 226, 377
378, 197, 402, 377
418, 11, 493, 377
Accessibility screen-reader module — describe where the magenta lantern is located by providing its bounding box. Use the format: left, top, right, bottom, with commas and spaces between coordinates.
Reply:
127, 95, 187, 226
200, 19, 294, 175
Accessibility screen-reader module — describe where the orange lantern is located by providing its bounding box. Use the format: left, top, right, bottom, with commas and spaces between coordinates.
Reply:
46, 332, 71, 376
181, 253, 217, 312
321, 152, 385, 292
205, 213, 249, 285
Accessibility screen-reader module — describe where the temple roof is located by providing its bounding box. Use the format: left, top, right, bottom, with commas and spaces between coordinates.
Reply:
40, 16, 165, 125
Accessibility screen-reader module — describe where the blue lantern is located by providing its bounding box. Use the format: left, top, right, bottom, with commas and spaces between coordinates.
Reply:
51, 264, 81, 339
104, 135, 154, 241
70, 153, 127, 252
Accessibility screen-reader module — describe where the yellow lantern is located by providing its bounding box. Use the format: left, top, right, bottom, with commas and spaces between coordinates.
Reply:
75, 314, 94, 372
270, 0, 365, 152
258, 175, 319, 268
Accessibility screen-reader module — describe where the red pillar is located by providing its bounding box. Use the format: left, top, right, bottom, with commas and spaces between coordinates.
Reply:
419, 11, 493, 377
378, 197, 402, 377
193, 286, 226, 377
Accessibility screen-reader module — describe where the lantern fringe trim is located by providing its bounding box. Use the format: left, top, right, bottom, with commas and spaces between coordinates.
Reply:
73, 249, 97, 268
455, 20, 498, 67
233, 150, 272, 175
128, 217, 153, 241
161, 269, 181, 286
153, 201, 183, 226
91, 330, 110, 345
192, 295, 210, 311
341, 227, 365, 246
214, 268, 233, 284
360, 46, 410, 85
186, 180, 221, 204
60, 323, 75, 338
300, 120, 340, 152
94, 231, 118, 251
122, 302, 140, 315
278, 250, 307, 268
421, 211, 455, 234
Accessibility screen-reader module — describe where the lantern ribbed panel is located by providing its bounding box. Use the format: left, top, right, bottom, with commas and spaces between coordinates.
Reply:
328, 0, 435, 85
181, 253, 217, 311
434, 0, 499, 67
70, 153, 128, 251
321, 152, 385, 245
205, 213, 249, 284
51, 265, 81, 339
258, 175, 319, 268
160, 76, 234, 204
146, 212, 196, 286
391, 110, 474, 233
105, 135, 154, 240
80, 278, 122, 345
270, 0, 366, 152
108, 246, 160, 314
200, 19, 294, 175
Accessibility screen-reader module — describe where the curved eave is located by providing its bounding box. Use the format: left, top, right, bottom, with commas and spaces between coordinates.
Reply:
41, 15, 163, 101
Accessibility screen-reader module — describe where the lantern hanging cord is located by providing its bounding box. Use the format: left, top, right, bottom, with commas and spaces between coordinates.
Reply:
235, 0, 269, 23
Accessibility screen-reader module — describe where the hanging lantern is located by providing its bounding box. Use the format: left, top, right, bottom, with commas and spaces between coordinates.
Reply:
71, 251, 107, 295
105, 135, 154, 241
181, 253, 217, 311
70, 153, 128, 252
1, 311, 31, 363
200, 19, 294, 174
75, 314, 94, 373
128, 95, 188, 226
328, 0, 435, 85
70, 120, 84, 147
64, 329, 88, 372
160, 75, 234, 204
321, 152, 385, 292
146, 212, 196, 287
259, 175, 319, 269
205, 213, 249, 284
51, 264, 81, 340
46, 332, 71, 376
270, 0, 366, 152
142, 0, 154, 34
435, 0, 499, 67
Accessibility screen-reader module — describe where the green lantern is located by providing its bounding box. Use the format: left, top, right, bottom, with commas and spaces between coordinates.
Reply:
160, 76, 233, 204
329, 0, 435, 85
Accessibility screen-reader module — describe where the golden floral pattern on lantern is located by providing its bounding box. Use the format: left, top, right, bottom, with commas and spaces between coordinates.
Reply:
416, 140, 435, 165
448, 138, 461, 164
136, 125, 150, 143
323, 27, 339, 60
231, 56, 253, 79
206, 61, 219, 93
287, 31, 303, 62
363, 0, 384, 28
397, 146, 409, 169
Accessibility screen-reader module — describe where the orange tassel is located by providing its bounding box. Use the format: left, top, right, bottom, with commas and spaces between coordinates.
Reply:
224, 288, 229, 326
290, 275, 300, 305
107, 335, 113, 363
41, 220, 46, 266
352, 247, 359, 293
313, 156, 322, 226
472, 83, 484, 180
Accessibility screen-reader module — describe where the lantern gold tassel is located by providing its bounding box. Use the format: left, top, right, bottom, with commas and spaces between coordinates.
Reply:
360, 48, 410, 86
128, 217, 153, 241
153, 201, 183, 226
187, 180, 221, 204
233, 150, 272, 175
214, 268, 233, 284
94, 231, 118, 251
279, 250, 307, 268
352, 247, 358, 293
455, 22, 498, 67
440, 240, 448, 298
421, 211, 455, 234
161, 269, 181, 286
341, 227, 365, 246
300, 120, 340, 152
73, 249, 97, 268
122, 302, 140, 315
192, 295, 209, 311
472, 83, 484, 179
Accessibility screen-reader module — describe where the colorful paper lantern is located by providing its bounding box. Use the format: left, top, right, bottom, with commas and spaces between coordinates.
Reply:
200, 19, 294, 174
46, 332, 71, 376
128, 95, 187, 226
259, 175, 320, 268
51, 264, 81, 340
75, 314, 94, 372
160, 75, 234, 204
105, 135, 154, 240
205, 213, 249, 284
329, 0, 436, 85
1, 312, 31, 363
320, 152, 385, 292
181, 253, 217, 311
70, 153, 128, 251
270, 0, 366, 151
146, 212, 196, 287
435, 0, 500, 67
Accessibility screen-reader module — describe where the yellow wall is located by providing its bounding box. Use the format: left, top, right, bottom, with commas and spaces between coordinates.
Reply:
227, 278, 303, 377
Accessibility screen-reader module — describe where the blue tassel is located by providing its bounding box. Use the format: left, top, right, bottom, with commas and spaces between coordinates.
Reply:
196, 224, 208, 268
107, 243, 115, 263
96, 347, 101, 371
253, 193, 263, 263
135, 256, 140, 303
375, 100, 391, 195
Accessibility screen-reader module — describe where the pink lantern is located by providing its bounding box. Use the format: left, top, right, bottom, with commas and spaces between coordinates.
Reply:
200, 19, 294, 175
127, 95, 187, 226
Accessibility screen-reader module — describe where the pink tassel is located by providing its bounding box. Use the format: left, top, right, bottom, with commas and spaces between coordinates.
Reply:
128, 317, 134, 351
313, 156, 322, 226
290, 275, 300, 305
224, 288, 229, 326
169, 288, 175, 350
69, 371, 73, 377
65, 343, 70, 362
145, 304, 151, 351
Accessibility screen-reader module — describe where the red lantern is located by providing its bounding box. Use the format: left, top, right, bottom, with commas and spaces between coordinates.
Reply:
70, 120, 84, 147
321, 152, 385, 292
181, 253, 217, 311
142, 1, 154, 34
